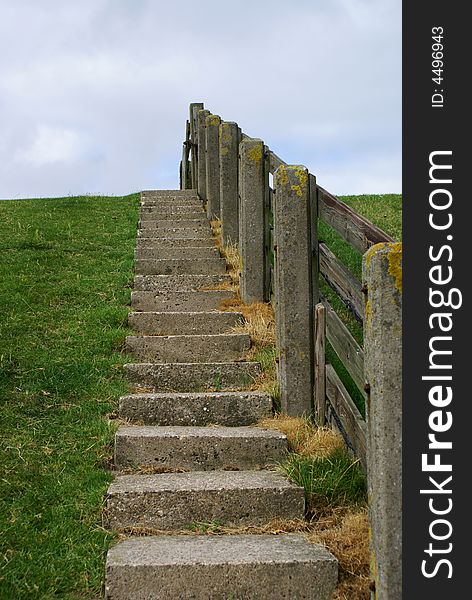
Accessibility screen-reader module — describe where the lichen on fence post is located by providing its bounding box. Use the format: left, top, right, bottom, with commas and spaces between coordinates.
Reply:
197, 109, 210, 201
219, 121, 240, 245
239, 137, 267, 303
363, 242, 402, 600
205, 114, 222, 220
274, 164, 314, 416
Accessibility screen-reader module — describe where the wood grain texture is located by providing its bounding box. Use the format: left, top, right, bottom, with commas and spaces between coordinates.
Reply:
319, 243, 364, 321
318, 186, 393, 254
322, 298, 365, 398
326, 364, 367, 469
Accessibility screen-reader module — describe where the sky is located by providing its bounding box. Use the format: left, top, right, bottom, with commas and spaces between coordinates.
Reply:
0, 0, 401, 199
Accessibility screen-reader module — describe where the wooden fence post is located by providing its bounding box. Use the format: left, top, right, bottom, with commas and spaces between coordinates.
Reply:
239, 137, 267, 303
181, 120, 191, 190
274, 165, 314, 416
189, 102, 204, 189
197, 109, 210, 202
363, 242, 402, 600
314, 303, 326, 424
205, 114, 221, 220
219, 121, 240, 245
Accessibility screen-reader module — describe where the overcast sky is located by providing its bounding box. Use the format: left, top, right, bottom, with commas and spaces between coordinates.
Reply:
0, 0, 401, 199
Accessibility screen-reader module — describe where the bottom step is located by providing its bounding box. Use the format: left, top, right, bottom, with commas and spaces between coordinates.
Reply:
106, 534, 338, 600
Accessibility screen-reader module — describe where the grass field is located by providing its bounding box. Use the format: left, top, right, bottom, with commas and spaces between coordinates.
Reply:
0, 195, 139, 599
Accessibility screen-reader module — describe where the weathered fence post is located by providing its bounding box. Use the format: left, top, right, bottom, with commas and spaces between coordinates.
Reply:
363, 242, 402, 600
314, 303, 326, 424
239, 137, 267, 303
274, 165, 314, 416
181, 120, 192, 190
189, 102, 204, 189
197, 109, 210, 201
205, 114, 221, 220
219, 121, 240, 245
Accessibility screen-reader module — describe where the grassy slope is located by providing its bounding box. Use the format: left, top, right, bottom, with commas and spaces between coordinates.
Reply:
320, 193, 402, 415
0, 195, 139, 599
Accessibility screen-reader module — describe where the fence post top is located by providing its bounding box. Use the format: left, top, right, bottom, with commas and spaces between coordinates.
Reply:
274, 165, 309, 196
363, 242, 402, 293
205, 114, 221, 126
240, 137, 263, 145
220, 121, 238, 128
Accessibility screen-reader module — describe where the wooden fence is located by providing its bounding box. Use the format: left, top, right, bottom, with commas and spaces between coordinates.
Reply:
180, 102, 402, 596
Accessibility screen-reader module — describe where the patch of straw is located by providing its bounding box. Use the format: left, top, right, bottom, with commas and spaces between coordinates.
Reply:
308, 509, 370, 600
257, 413, 344, 459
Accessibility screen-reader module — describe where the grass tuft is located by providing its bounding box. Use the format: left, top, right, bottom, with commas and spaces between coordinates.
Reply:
281, 449, 367, 515
258, 414, 344, 459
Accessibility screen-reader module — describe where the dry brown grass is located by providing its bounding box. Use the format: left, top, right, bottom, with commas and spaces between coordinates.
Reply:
210, 219, 240, 286
258, 413, 345, 459
308, 510, 370, 600
235, 302, 276, 349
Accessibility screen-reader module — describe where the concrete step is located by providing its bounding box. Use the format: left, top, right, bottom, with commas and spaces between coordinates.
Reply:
140, 203, 204, 213
137, 228, 213, 239
118, 391, 272, 426
140, 219, 209, 230
140, 202, 202, 210
133, 274, 231, 292
114, 426, 287, 470
125, 361, 261, 392
135, 237, 215, 249
140, 211, 206, 221
141, 190, 199, 201
141, 201, 202, 208
125, 333, 251, 363
104, 470, 305, 530
141, 189, 198, 198
128, 311, 243, 335
139, 220, 210, 230
141, 189, 198, 195
131, 289, 235, 312
135, 258, 226, 276
105, 534, 338, 600
135, 247, 219, 261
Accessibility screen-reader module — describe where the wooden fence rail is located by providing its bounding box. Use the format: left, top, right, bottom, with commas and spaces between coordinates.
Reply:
180, 102, 402, 597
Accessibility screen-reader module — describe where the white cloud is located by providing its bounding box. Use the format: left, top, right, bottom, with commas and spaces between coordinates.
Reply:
0, 0, 401, 198
15, 125, 87, 166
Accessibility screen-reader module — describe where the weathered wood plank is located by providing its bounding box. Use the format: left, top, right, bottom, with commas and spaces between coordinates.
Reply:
319, 243, 364, 321
318, 186, 394, 254
326, 364, 367, 469
309, 174, 320, 306
322, 298, 365, 397
268, 151, 287, 174
314, 304, 326, 425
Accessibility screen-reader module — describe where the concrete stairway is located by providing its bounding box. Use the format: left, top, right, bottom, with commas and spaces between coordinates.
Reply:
104, 190, 337, 599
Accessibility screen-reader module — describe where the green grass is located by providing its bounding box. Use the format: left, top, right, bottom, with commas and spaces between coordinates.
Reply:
319, 194, 402, 416
0, 194, 139, 599
281, 449, 367, 516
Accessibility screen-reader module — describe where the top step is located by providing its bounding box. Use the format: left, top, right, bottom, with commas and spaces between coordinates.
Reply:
141, 191, 200, 204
